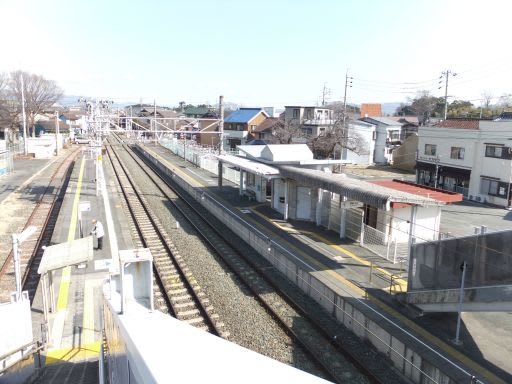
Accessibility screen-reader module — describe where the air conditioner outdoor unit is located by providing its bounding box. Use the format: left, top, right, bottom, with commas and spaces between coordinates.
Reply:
476, 196, 481, 202
469, 195, 473, 200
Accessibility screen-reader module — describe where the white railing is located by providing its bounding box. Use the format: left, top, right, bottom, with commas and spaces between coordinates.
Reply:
360, 223, 408, 265
160, 138, 242, 186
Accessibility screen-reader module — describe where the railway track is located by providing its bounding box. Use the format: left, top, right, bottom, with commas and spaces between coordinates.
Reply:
111, 139, 391, 384
105, 142, 226, 337
0, 149, 80, 302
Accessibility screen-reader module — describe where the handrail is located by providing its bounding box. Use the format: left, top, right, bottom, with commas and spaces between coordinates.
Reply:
0, 340, 43, 374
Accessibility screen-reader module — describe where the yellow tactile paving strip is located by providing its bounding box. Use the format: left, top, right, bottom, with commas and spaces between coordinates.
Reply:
47, 157, 101, 364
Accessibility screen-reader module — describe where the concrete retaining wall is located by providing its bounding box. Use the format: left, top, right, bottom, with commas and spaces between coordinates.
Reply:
136, 145, 471, 384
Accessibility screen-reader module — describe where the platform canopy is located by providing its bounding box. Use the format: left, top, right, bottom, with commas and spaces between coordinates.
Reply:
38, 236, 94, 275
278, 166, 445, 210
217, 154, 280, 179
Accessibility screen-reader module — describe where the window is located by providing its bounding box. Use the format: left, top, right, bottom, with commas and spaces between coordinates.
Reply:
236, 124, 243, 131
389, 130, 400, 141
480, 177, 508, 197
372, 131, 377, 140
425, 144, 437, 156
292, 108, 300, 118
302, 127, 313, 135
247, 173, 255, 187
450, 147, 465, 160
250, 125, 257, 131
485, 145, 511, 159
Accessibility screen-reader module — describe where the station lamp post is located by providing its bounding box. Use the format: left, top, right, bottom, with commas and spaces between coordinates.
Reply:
11, 226, 37, 300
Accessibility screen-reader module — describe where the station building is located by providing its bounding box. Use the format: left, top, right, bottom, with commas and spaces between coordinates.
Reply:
218, 144, 462, 252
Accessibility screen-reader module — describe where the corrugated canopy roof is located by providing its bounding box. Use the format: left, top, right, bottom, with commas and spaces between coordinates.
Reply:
278, 166, 444, 210
217, 154, 280, 178
38, 236, 94, 274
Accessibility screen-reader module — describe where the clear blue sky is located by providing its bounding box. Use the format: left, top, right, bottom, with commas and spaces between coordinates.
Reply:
1, 0, 510, 107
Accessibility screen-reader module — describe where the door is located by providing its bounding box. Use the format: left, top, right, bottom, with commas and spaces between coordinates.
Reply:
296, 187, 312, 220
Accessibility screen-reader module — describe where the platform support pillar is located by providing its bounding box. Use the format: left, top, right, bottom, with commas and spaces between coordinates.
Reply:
218, 161, 223, 189
284, 179, 289, 221
239, 169, 244, 195
316, 189, 323, 226
48, 271, 55, 313
407, 205, 418, 260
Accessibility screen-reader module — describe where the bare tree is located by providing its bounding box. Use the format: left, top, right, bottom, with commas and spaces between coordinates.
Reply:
498, 93, 512, 109
271, 119, 307, 144
309, 114, 365, 159
0, 73, 20, 135
481, 90, 493, 109
9, 70, 63, 137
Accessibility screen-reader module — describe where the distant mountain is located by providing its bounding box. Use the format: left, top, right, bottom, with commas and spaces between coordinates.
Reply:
58, 95, 82, 107
58, 95, 138, 109
381, 102, 402, 116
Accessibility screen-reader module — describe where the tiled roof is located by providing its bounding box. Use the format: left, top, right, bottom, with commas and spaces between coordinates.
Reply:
224, 108, 267, 123
184, 106, 210, 116
387, 116, 419, 125
370, 179, 463, 204
435, 119, 480, 129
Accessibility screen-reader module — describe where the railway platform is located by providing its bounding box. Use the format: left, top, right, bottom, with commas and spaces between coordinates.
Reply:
25, 150, 133, 382
140, 142, 511, 384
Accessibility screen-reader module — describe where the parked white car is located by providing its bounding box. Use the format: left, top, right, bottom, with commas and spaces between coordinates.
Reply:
75, 136, 91, 144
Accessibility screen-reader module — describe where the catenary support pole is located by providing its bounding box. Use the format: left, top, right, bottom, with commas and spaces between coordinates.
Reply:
20, 73, 28, 155
218, 95, 224, 154
453, 260, 467, 345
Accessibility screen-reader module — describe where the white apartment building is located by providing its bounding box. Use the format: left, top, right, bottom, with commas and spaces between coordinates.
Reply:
342, 121, 376, 165
417, 119, 512, 207
283, 106, 334, 138
359, 116, 402, 164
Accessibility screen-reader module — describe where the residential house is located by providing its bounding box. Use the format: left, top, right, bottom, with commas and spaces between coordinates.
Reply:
416, 118, 512, 207
60, 112, 85, 133
359, 116, 402, 164
184, 106, 217, 118
251, 118, 284, 142
223, 108, 269, 149
194, 119, 221, 147
283, 106, 334, 139
387, 116, 419, 139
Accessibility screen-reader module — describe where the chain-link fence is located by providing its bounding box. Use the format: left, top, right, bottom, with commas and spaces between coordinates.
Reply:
0, 144, 17, 176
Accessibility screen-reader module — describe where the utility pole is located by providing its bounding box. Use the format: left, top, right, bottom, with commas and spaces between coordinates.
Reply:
342, 70, 353, 126
54, 111, 60, 155
439, 70, 457, 120
20, 73, 28, 155
218, 95, 224, 155
321, 83, 331, 107
434, 156, 440, 188
154, 99, 157, 144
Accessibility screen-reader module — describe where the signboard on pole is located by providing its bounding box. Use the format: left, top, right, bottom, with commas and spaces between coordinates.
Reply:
340, 200, 364, 209
79, 201, 91, 212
